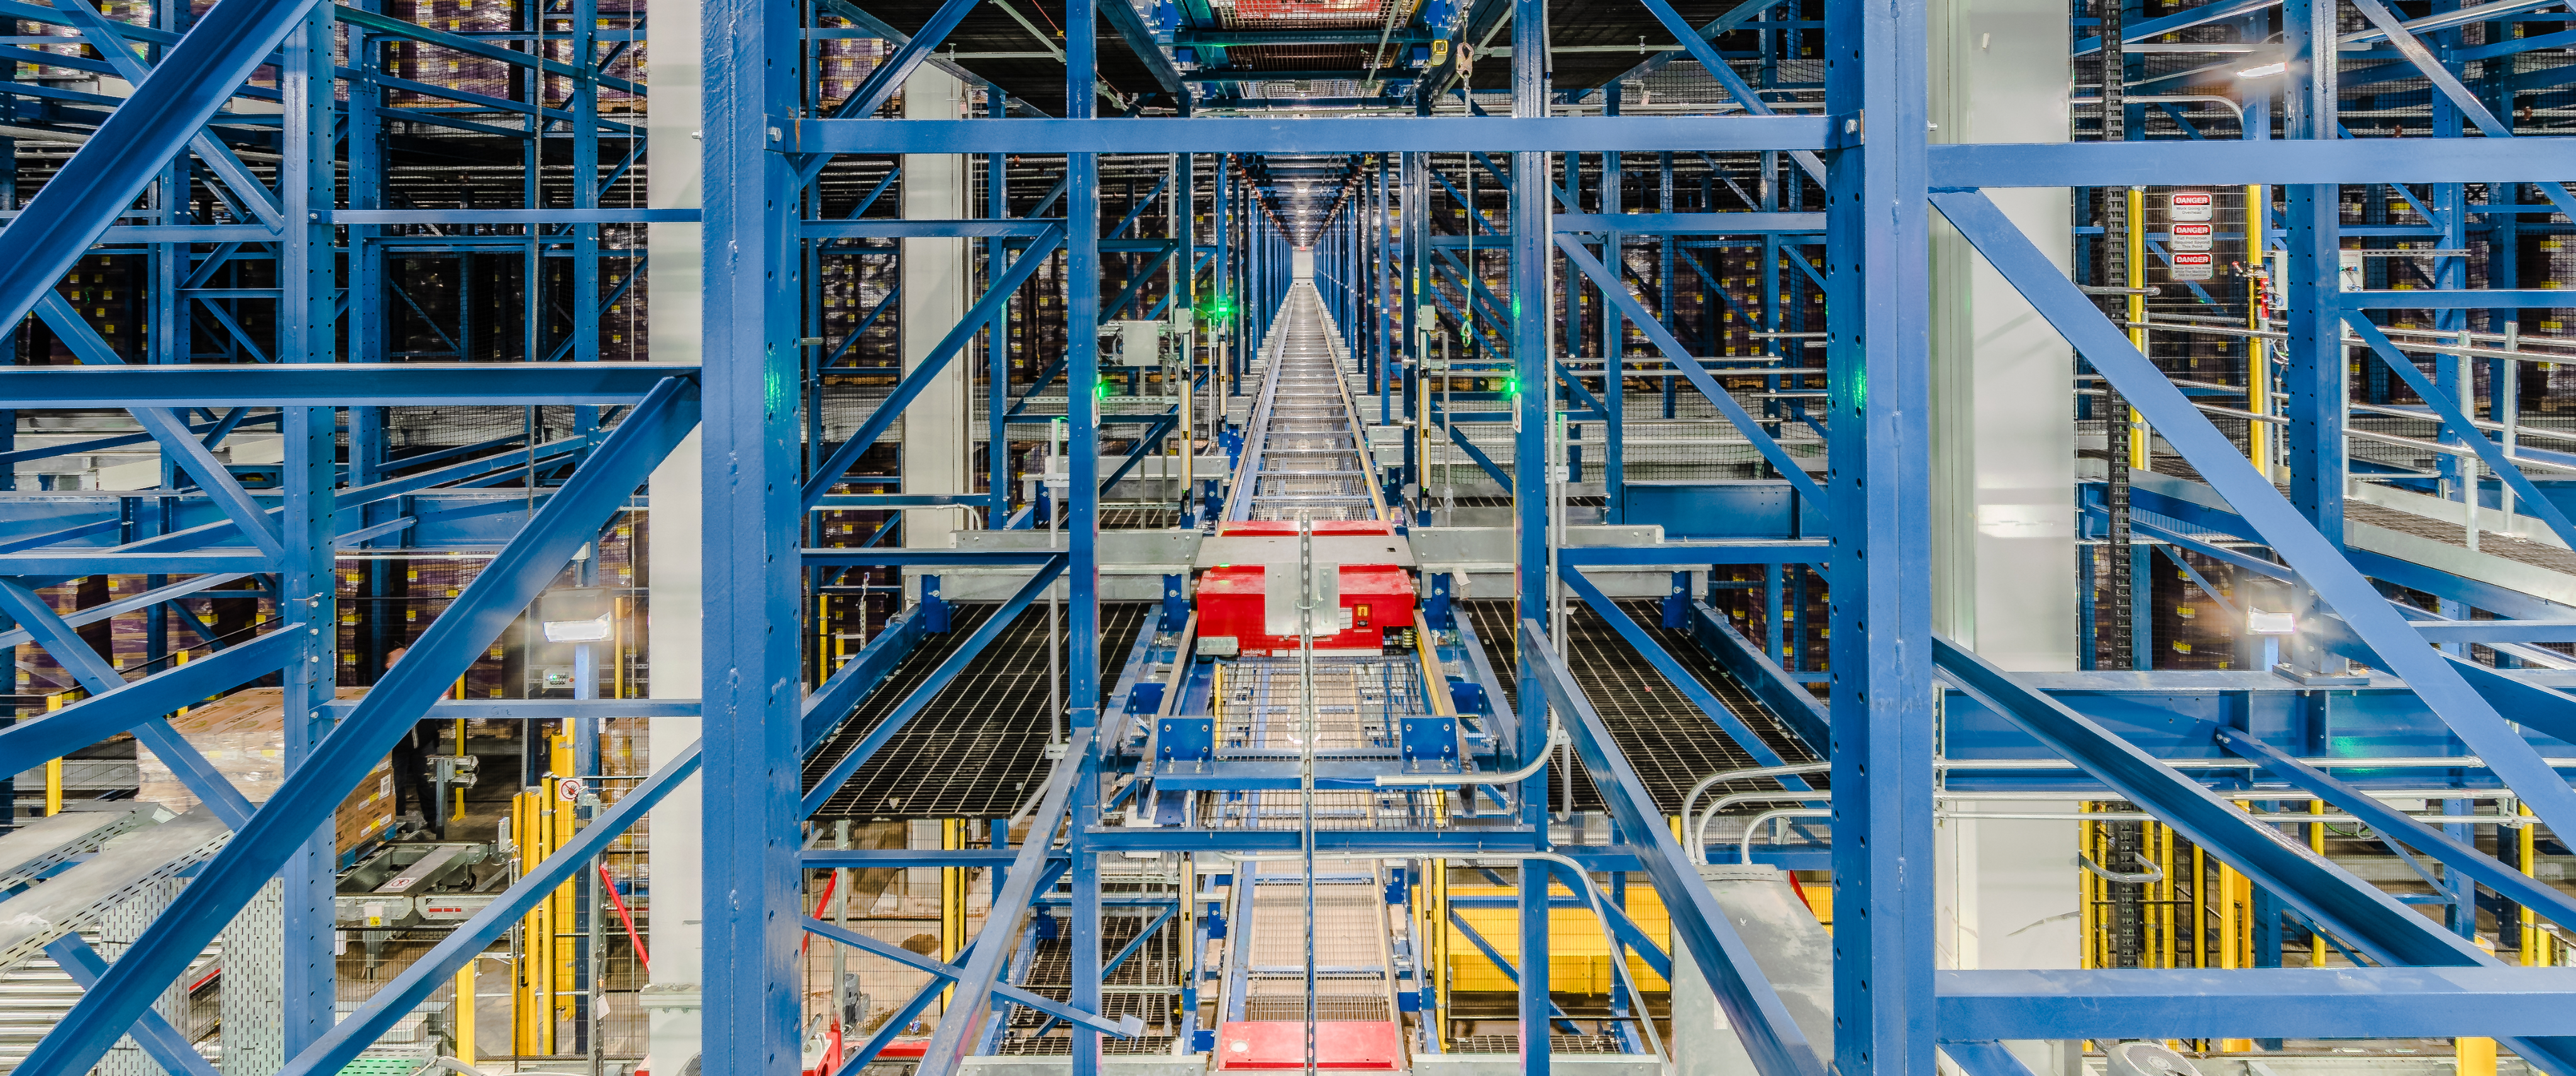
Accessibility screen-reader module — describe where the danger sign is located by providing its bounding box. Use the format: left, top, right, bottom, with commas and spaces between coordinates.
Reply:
2170, 221, 2214, 253
2170, 252, 2215, 281
2170, 191, 2214, 222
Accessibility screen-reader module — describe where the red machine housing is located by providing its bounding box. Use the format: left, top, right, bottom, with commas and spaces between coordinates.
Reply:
1196, 521, 1416, 657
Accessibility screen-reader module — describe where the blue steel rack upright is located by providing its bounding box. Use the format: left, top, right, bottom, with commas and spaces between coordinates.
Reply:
9, 0, 2576, 1073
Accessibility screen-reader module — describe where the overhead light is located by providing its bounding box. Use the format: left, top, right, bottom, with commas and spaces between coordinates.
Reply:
2236, 60, 2287, 77
543, 614, 614, 643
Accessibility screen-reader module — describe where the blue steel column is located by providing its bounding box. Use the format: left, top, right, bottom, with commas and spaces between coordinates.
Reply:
989, 92, 1013, 519
702, 0, 806, 1064
1509, 0, 1553, 1070
1823, 0, 1936, 1070
1599, 92, 1624, 521
280, 6, 338, 1051
1066, 0, 1105, 1068
2280, 0, 2342, 674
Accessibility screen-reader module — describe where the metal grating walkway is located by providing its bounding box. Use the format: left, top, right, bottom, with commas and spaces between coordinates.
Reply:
802, 602, 1151, 818
1465, 598, 1820, 813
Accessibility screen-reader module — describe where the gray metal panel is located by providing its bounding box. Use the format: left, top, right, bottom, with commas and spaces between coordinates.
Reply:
0, 811, 230, 975
0, 806, 162, 890
221, 879, 285, 1076
1674, 865, 1835, 1076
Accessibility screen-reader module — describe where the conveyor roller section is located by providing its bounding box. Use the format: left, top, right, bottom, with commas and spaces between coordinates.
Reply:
1215, 858, 1404, 1070
0, 809, 231, 975
1228, 284, 1385, 524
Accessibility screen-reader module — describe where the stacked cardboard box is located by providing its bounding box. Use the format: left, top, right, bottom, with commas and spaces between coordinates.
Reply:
131, 687, 398, 853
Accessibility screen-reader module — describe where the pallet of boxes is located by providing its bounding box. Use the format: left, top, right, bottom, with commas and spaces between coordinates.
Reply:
136, 686, 401, 863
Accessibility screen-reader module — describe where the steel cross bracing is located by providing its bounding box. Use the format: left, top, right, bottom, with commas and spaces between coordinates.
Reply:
13, 0, 2576, 1067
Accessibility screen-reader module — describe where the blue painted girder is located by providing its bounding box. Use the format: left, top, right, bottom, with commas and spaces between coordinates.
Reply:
0, 0, 327, 336
801, 556, 1070, 814
913, 726, 1097, 1076
277, 741, 703, 1076
1939, 966, 2576, 1040
0, 363, 696, 407
789, 116, 1833, 155
1929, 188, 2576, 848
2213, 726, 2576, 930
1927, 139, 2576, 189
1933, 636, 2576, 1075
1526, 618, 1829, 1076
42, 938, 221, 1076
8, 377, 700, 1076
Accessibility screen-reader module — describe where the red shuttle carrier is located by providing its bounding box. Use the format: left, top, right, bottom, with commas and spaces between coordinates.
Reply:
1194, 521, 1416, 657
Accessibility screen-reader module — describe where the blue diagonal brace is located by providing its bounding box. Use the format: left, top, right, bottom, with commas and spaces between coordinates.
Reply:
1928, 188, 2576, 850
2214, 726, 2576, 931
11, 376, 699, 1076
1555, 235, 1828, 509
277, 741, 702, 1076
2343, 315, 2576, 552
1559, 565, 1804, 777
42, 937, 221, 1076
1628, 0, 1824, 186
0, 0, 323, 336
0, 624, 298, 796
1099, 413, 1179, 494
801, 604, 929, 750
1679, 599, 1829, 755
796, 0, 982, 184
1445, 907, 1582, 1030
801, 226, 1066, 512
806, 906, 1140, 1038
1435, 418, 1513, 490
49, 0, 282, 228
35, 293, 286, 560
1935, 636, 2576, 1076
1024, 904, 1177, 1036
1526, 618, 1829, 1076
913, 726, 1097, 1076
0, 579, 264, 828
801, 555, 1068, 814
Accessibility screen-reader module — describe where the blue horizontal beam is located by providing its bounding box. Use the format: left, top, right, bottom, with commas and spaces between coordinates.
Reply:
0, 550, 274, 574
1936, 967, 2576, 1039
2413, 619, 2576, 643
814, 494, 994, 507
319, 698, 699, 720
791, 116, 1833, 155
0, 363, 699, 407
800, 219, 1059, 238
1554, 212, 1826, 235
802, 848, 1047, 867
1929, 138, 2576, 188
1557, 540, 1831, 566
801, 548, 1064, 567
2343, 290, 2576, 308
0, 627, 300, 765
331, 209, 699, 225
